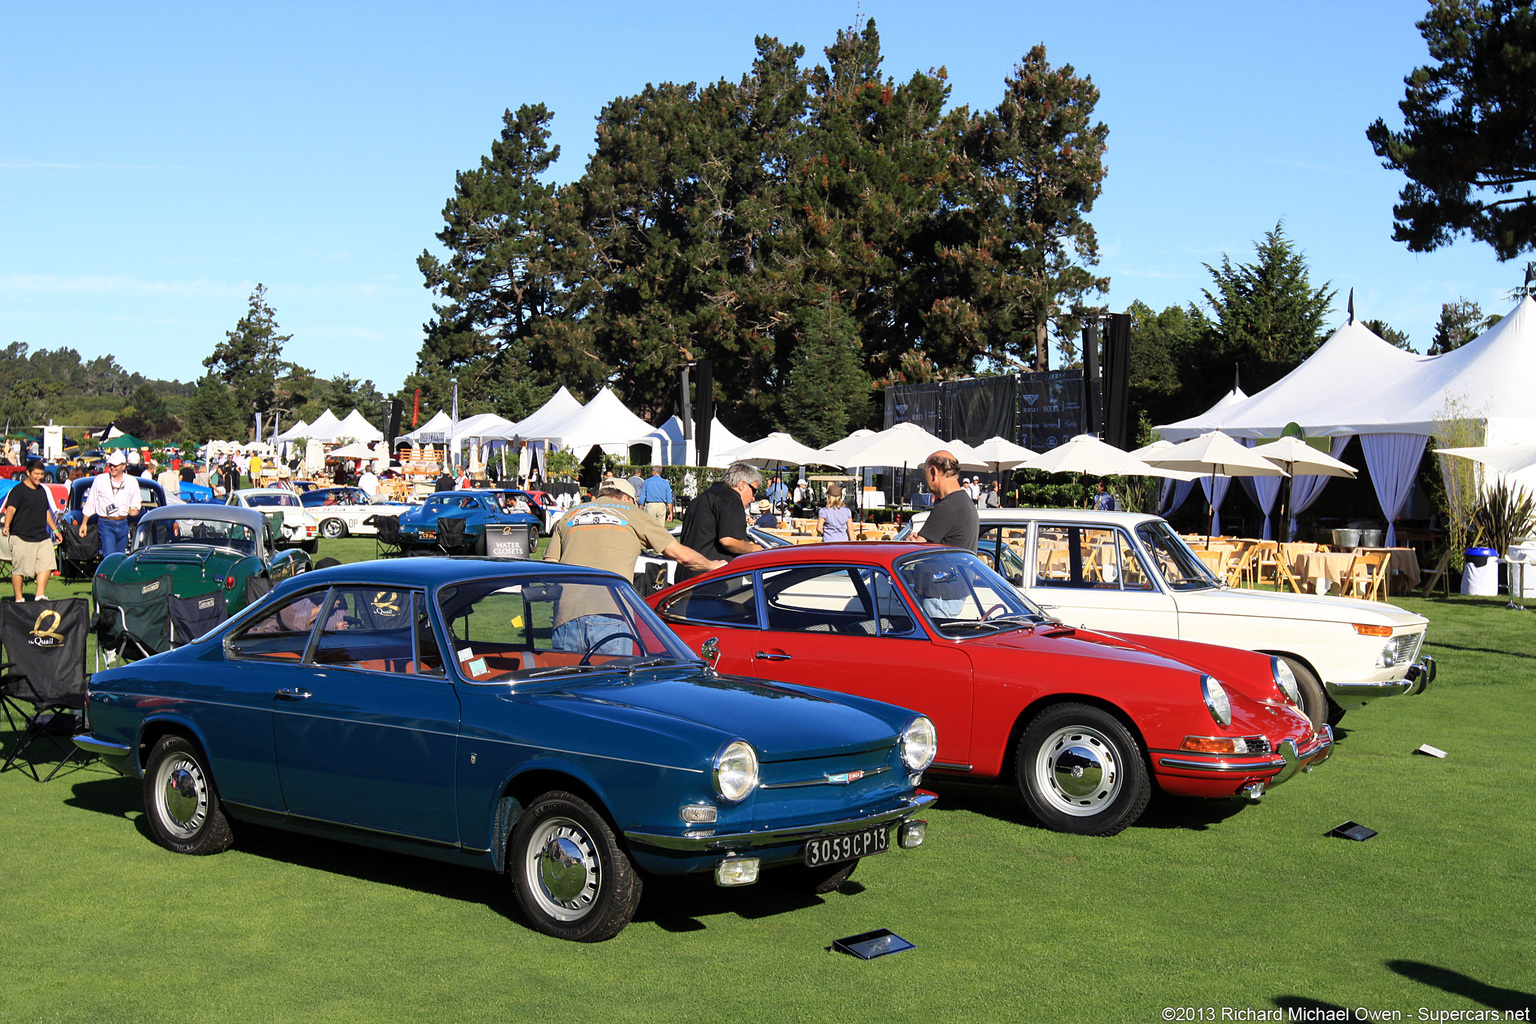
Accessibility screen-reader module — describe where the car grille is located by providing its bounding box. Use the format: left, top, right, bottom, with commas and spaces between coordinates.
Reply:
1393, 632, 1424, 666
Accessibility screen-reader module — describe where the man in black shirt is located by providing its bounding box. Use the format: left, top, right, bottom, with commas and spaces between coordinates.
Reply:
675, 462, 763, 582
911, 450, 978, 551
2, 460, 61, 601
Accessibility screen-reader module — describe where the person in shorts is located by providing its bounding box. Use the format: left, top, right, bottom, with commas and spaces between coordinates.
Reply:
2, 460, 62, 601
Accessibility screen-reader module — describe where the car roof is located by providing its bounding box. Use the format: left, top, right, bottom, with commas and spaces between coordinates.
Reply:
268, 555, 620, 595
140, 503, 264, 527
684, 542, 935, 579
921, 507, 1164, 525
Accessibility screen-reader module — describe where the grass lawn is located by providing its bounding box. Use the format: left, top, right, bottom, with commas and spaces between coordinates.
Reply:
2, 542, 1533, 1022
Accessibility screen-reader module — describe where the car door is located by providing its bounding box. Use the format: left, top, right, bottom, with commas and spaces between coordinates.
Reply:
248, 587, 463, 843
1017, 521, 1179, 636
709, 565, 974, 767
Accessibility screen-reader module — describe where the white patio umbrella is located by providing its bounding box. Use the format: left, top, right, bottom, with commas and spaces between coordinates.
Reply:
1142, 430, 1287, 542
822, 423, 954, 509
725, 431, 834, 468
328, 441, 381, 460
969, 436, 1038, 470
1434, 443, 1536, 476
944, 439, 992, 472
814, 428, 878, 465
1021, 434, 1165, 477
1252, 435, 1357, 536
1126, 440, 1206, 482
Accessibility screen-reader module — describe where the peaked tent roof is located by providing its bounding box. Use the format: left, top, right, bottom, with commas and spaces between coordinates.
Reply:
450, 412, 514, 444
484, 387, 584, 441
334, 408, 383, 442
540, 387, 656, 461
1157, 301, 1536, 444
642, 415, 747, 468
399, 409, 452, 444
272, 418, 309, 443
301, 409, 345, 442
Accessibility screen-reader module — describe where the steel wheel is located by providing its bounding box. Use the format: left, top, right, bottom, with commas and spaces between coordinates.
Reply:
1016, 703, 1150, 837
510, 791, 640, 942
143, 735, 233, 855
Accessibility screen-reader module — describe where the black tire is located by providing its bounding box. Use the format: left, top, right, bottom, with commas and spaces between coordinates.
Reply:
320, 518, 347, 539
1015, 703, 1150, 837
779, 858, 859, 894
509, 791, 641, 942
1280, 656, 1329, 730
143, 735, 234, 855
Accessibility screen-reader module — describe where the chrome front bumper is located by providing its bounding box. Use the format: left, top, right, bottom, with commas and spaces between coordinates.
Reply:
1156, 724, 1333, 786
624, 792, 937, 852
1329, 655, 1437, 702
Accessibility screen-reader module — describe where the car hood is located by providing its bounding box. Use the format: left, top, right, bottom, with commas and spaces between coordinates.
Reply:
108, 545, 247, 580
535, 670, 901, 763
1171, 585, 1427, 628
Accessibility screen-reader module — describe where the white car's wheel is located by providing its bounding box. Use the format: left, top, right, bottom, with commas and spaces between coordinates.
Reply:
319, 518, 347, 539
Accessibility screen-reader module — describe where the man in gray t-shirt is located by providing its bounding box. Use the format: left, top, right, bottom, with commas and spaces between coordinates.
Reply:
912, 450, 978, 551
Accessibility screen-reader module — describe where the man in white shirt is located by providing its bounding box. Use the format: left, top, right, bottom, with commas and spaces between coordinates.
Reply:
358, 466, 379, 497
80, 452, 143, 555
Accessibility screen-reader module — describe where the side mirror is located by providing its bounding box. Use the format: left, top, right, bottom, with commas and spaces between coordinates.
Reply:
701, 637, 721, 671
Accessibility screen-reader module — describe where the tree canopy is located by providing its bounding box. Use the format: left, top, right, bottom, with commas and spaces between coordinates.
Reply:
1366, 0, 1536, 260
411, 20, 1110, 438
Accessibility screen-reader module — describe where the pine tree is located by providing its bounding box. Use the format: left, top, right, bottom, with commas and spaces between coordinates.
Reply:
204, 284, 294, 438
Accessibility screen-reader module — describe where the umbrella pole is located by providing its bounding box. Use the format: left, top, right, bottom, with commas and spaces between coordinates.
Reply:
1206, 468, 1216, 547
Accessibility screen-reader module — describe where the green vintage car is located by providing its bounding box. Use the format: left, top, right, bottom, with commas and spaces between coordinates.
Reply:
95, 503, 312, 621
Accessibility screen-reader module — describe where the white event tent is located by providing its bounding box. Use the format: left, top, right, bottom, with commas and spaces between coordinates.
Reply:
533, 387, 656, 462
1155, 299, 1536, 545
644, 415, 747, 468
334, 409, 383, 442
399, 410, 452, 445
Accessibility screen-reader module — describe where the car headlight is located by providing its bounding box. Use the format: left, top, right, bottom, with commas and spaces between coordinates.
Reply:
1272, 657, 1301, 706
712, 739, 759, 802
1201, 675, 1232, 728
1377, 642, 1396, 669
900, 715, 938, 772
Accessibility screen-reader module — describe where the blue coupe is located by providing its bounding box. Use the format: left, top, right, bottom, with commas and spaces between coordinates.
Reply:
395, 490, 542, 556
76, 557, 937, 941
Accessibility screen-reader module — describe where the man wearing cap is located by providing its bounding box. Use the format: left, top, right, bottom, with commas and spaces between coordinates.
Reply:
2, 460, 63, 601
638, 465, 674, 525
546, 478, 721, 654
81, 451, 143, 556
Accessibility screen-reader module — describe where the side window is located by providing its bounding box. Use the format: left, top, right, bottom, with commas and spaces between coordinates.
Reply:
1034, 525, 1073, 585
866, 569, 919, 636
228, 588, 331, 660
1033, 525, 1125, 589
1116, 533, 1155, 591
311, 587, 416, 672
763, 567, 872, 633
978, 526, 1030, 585
660, 573, 758, 627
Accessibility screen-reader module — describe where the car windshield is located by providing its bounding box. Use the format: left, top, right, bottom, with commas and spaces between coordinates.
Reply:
246, 493, 300, 508
893, 549, 1050, 636
1136, 520, 1221, 590
435, 574, 697, 681
135, 517, 256, 554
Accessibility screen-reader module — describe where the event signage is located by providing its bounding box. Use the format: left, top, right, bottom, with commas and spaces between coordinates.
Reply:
1017, 370, 1088, 451
484, 525, 528, 558
417, 431, 448, 443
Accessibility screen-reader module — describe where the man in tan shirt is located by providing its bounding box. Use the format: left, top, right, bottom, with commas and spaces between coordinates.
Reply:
545, 479, 721, 654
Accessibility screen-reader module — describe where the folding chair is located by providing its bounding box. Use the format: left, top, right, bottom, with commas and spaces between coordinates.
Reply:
1420, 549, 1454, 597
57, 522, 100, 581
1340, 551, 1388, 601
437, 517, 468, 556
369, 515, 403, 558
244, 575, 274, 609
92, 574, 173, 667
169, 592, 229, 647
1, 597, 91, 781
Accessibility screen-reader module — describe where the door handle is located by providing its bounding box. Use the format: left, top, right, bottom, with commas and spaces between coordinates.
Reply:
755, 651, 792, 661
275, 688, 312, 700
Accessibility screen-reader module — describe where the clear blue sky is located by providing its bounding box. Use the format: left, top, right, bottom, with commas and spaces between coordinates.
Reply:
2, 1, 1520, 397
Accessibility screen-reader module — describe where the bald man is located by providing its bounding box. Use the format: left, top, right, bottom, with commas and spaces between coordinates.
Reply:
910, 450, 978, 551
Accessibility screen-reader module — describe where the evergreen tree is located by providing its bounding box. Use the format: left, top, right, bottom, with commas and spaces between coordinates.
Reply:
1202, 222, 1336, 393
1362, 317, 1415, 350
779, 297, 871, 448
182, 371, 244, 448
204, 284, 295, 438
1366, 0, 1536, 260
1427, 298, 1499, 353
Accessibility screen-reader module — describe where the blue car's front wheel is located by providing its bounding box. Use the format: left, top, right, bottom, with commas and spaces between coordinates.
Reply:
510, 791, 641, 942
144, 734, 234, 856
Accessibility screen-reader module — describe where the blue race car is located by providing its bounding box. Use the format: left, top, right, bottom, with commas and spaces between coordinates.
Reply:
75, 557, 937, 941
395, 489, 542, 556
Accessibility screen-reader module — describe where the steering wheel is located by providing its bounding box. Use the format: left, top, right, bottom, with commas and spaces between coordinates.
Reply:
980, 603, 1008, 621
578, 631, 643, 665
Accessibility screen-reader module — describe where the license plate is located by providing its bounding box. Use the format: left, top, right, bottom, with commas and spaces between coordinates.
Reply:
803, 825, 889, 867
419, 530, 436, 540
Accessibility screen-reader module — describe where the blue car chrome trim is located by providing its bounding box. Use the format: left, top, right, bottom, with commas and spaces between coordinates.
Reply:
624, 792, 937, 851
73, 734, 133, 759
759, 765, 890, 789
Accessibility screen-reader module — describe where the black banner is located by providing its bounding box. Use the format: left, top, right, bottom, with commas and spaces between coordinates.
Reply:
942, 376, 1016, 445
883, 383, 941, 433
1017, 370, 1088, 452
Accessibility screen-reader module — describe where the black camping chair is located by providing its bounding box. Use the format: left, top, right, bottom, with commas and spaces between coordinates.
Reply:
58, 522, 100, 580
169, 592, 229, 647
437, 516, 467, 556
244, 575, 274, 610
369, 515, 402, 558
1, 597, 91, 781
92, 574, 172, 667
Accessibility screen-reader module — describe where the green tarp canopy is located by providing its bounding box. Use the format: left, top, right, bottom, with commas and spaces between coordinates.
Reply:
100, 433, 147, 449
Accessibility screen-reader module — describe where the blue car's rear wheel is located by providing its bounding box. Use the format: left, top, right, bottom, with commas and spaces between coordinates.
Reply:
510, 791, 640, 942
143, 735, 234, 855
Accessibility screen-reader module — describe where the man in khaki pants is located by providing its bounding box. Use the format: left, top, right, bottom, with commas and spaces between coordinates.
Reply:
2, 460, 62, 602
637, 466, 674, 525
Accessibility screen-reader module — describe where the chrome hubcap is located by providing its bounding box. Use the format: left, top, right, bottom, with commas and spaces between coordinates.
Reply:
157, 757, 209, 839
1036, 726, 1122, 815
525, 817, 600, 922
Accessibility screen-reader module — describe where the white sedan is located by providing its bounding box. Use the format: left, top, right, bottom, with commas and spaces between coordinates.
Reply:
228, 488, 320, 554
898, 507, 1433, 727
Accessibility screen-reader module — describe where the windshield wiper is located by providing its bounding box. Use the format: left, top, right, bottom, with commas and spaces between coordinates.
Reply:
520, 664, 604, 679
623, 656, 678, 670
